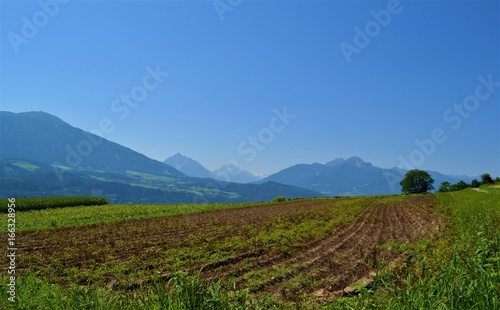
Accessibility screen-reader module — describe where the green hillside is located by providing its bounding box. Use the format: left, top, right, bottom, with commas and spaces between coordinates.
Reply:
0, 112, 324, 203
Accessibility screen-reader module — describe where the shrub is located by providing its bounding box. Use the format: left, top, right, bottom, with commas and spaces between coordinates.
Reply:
271, 196, 286, 203
449, 180, 469, 192
438, 181, 451, 192
470, 179, 481, 188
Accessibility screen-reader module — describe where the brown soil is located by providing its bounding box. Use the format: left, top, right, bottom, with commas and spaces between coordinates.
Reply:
201, 195, 443, 301
12, 195, 444, 302
15, 199, 340, 270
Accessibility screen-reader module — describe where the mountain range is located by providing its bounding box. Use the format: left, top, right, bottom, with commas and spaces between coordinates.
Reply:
0, 111, 476, 202
0, 111, 321, 203
259, 156, 474, 196
162, 152, 474, 196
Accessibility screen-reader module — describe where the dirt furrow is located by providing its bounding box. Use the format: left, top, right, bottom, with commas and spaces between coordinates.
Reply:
14, 195, 443, 302
261, 198, 441, 301
267, 205, 386, 300
322, 206, 387, 289
203, 204, 374, 282
391, 203, 414, 242
245, 204, 379, 292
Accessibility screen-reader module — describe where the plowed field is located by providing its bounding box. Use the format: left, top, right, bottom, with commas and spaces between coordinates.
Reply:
14, 195, 443, 302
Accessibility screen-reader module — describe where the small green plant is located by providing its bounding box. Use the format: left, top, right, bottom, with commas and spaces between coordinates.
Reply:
271, 196, 286, 203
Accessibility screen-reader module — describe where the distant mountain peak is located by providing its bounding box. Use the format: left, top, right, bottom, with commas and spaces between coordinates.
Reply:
165, 152, 192, 162
345, 156, 371, 168
325, 156, 370, 168
219, 162, 239, 170
346, 156, 364, 162
213, 163, 262, 184
169, 152, 192, 162
325, 158, 345, 167
163, 153, 215, 179
2, 111, 67, 127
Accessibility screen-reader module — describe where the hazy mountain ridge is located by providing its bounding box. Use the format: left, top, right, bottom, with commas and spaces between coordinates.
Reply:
0, 111, 476, 200
213, 163, 262, 184
0, 111, 185, 177
163, 153, 218, 179
0, 111, 322, 203
164, 153, 262, 184
260, 156, 475, 196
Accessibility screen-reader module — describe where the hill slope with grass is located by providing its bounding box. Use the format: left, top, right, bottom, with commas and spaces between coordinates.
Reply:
0, 112, 323, 203
261, 156, 474, 196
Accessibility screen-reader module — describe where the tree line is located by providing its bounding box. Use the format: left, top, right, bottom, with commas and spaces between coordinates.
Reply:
400, 170, 498, 194
438, 173, 497, 192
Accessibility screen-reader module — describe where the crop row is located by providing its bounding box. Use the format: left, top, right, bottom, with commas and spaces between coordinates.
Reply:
10, 198, 370, 289
0, 201, 261, 232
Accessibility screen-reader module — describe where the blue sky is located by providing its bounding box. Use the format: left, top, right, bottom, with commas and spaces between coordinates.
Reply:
1, 0, 499, 177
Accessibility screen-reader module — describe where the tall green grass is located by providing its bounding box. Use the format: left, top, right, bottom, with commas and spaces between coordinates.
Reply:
387, 187, 500, 309
1, 272, 255, 310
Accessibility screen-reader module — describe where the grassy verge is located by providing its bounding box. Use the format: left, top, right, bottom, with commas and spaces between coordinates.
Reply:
1, 272, 254, 310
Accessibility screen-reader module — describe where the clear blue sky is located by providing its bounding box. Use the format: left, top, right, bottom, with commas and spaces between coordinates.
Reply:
1, 0, 499, 177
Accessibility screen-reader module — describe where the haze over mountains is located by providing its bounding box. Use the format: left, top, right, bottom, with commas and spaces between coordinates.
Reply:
0, 111, 320, 203
260, 157, 474, 196
164, 153, 218, 180
165, 152, 474, 196
164, 153, 262, 184
213, 163, 262, 184
0, 111, 477, 202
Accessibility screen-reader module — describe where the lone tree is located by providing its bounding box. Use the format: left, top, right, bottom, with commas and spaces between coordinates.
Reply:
400, 169, 434, 194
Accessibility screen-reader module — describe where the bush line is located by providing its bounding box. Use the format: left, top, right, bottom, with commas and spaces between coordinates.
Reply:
1, 196, 109, 213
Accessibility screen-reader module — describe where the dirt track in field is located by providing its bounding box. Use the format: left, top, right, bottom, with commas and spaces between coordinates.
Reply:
13, 195, 444, 301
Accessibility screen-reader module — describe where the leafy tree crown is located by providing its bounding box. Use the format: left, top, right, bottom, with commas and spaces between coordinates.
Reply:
400, 169, 434, 194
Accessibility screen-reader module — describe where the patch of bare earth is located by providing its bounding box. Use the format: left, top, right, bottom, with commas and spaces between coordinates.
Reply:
12, 195, 444, 303
200, 195, 444, 302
